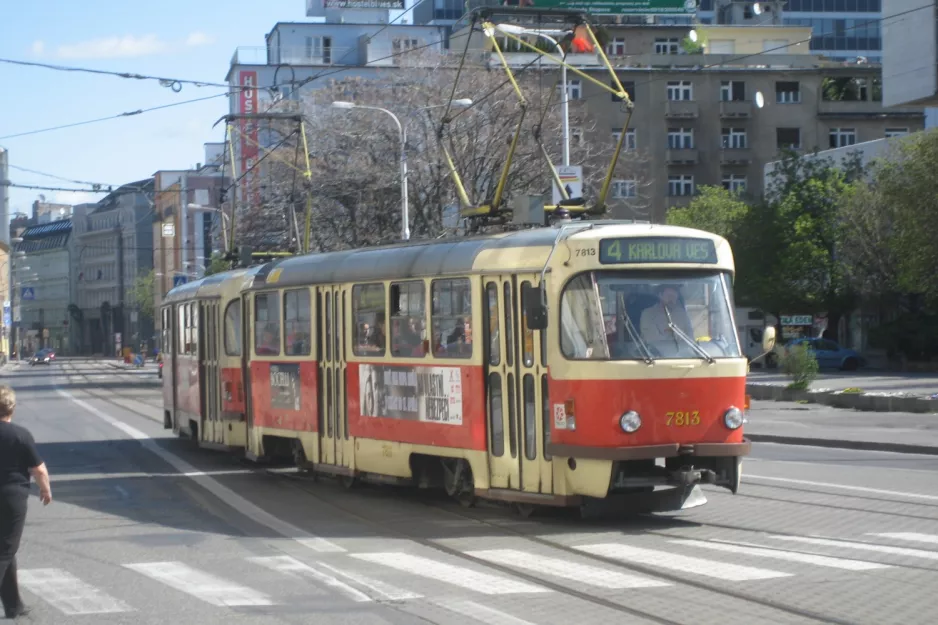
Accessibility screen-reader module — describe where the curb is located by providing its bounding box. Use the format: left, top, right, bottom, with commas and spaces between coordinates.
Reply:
748, 433, 938, 456
747, 383, 938, 414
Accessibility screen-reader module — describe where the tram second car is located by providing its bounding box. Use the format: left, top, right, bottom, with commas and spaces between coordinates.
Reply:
160, 222, 776, 514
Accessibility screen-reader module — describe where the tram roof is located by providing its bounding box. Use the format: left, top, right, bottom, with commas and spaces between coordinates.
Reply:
245, 222, 730, 292
163, 266, 265, 304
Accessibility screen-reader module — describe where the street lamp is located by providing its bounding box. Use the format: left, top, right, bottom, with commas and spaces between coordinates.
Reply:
331, 99, 473, 241
187, 203, 231, 252
493, 24, 571, 167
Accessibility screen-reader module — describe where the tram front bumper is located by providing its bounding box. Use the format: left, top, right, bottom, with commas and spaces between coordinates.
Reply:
546, 439, 751, 462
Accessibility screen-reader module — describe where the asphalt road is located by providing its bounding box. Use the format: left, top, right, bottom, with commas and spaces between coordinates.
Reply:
748, 370, 938, 397
2, 359, 937, 625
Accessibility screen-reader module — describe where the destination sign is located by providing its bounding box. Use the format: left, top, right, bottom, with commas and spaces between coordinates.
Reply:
599, 237, 718, 265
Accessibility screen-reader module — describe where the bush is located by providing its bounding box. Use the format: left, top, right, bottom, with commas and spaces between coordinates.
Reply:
781, 343, 819, 390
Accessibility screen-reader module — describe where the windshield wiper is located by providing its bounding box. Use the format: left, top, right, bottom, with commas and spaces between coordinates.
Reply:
617, 293, 654, 364
663, 307, 715, 364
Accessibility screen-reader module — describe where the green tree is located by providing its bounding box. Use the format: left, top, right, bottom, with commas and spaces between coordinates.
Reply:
203, 252, 231, 277
665, 185, 749, 239
130, 269, 155, 321
871, 129, 938, 304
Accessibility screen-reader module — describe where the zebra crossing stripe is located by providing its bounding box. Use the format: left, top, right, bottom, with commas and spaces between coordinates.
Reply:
867, 533, 938, 545
432, 598, 538, 625
670, 539, 891, 570
351, 552, 550, 595
769, 535, 938, 561
249, 556, 372, 602
575, 543, 792, 581
18, 569, 132, 615
124, 562, 273, 606
465, 549, 670, 589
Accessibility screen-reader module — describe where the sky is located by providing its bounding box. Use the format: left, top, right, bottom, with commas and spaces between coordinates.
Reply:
0, 0, 305, 216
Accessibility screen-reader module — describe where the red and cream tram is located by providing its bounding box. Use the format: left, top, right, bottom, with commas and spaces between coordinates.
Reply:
160, 222, 775, 512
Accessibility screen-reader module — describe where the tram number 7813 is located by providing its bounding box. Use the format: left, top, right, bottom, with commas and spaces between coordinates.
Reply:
665, 411, 701, 426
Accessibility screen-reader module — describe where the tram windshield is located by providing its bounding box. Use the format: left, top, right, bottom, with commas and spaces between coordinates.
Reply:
560, 271, 741, 361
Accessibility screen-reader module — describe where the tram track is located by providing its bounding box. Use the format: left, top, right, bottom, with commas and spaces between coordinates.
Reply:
54, 359, 934, 623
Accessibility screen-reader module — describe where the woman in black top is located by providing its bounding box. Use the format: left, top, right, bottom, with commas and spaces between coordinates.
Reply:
0, 385, 52, 619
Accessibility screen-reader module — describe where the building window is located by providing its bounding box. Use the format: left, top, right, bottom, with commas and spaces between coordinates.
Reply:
885, 128, 909, 138
431, 278, 472, 358
611, 128, 637, 150
284, 289, 311, 356
390, 281, 426, 357
654, 38, 680, 54
607, 38, 626, 56
254, 293, 281, 356
667, 81, 693, 101
829, 128, 857, 148
668, 175, 694, 197
224, 299, 241, 356
560, 80, 582, 100
352, 284, 386, 356
612, 80, 635, 102
777, 127, 801, 149
612, 180, 637, 198
722, 174, 747, 193
721, 128, 748, 149
720, 80, 746, 102
776, 81, 801, 104
667, 128, 694, 149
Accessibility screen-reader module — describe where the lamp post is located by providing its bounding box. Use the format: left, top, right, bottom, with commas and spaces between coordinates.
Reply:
331, 99, 472, 241
493, 25, 571, 166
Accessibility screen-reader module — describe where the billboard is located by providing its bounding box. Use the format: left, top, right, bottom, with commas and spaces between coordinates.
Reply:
359, 364, 463, 425
471, 0, 697, 15
238, 71, 261, 209
325, 0, 404, 6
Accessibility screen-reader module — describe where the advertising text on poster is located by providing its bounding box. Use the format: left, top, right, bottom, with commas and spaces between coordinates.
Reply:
270, 363, 301, 411
359, 364, 463, 425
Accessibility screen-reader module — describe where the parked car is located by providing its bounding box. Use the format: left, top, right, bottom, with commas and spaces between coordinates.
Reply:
783, 337, 865, 371
30, 348, 55, 365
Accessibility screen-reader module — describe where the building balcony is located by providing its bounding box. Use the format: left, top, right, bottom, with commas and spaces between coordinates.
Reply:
665, 100, 699, 118
666, 148, 699, 165
232, 45, 357, 67
816, 99, 899, 118
720, 148, 752, 165
490, 51, 605, 69
719, 100, 752, 118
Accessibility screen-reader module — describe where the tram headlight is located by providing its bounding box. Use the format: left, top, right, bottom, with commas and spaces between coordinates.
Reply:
723, 407, 744, 430
619, 410, 642, 433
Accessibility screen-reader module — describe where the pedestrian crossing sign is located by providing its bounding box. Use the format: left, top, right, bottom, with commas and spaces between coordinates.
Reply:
21, 287, 35, 300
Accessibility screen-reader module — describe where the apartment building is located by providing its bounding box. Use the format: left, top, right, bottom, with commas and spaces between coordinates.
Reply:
13, 219, 73, 354
465, 22, 924, 221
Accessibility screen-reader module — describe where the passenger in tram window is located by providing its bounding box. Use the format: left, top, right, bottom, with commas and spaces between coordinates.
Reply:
640, 285, 694, 345
360, 322, 371, 346
256, 327, 279, 355
371, 315, 386, 350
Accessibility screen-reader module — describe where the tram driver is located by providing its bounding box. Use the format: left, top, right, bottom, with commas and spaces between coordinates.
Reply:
640, 284, 694, 349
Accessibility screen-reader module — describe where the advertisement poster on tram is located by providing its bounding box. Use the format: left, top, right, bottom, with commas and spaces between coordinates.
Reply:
270, 363, 301, 411
358, 365, 463, 425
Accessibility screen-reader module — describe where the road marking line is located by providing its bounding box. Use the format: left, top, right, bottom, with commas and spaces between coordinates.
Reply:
248, 556, 371, 602
743, 474, 938, 501
351, 552, 550, 595
18, 569, 132, 615
316, 561, 422, 601
432, 598, 537, 625
124, 561, 273, 606
465, 548, 670, 589
57, 389, 346, 554
769, 536, 938, 560
670, 539, 891, 571
575, 544, 792, 581
868, 533, 938, 545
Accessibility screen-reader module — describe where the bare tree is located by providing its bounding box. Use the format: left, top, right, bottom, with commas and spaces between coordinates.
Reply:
231, 54, 651, 254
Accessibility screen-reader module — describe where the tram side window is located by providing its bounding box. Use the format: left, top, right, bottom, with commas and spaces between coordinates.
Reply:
189, 303, 199, 354
390, 281, 426, 357
431, 278, 472, 359
352, 284, 386, 356
254, 293, 281, 356
177, 305, 186, 355
224, 300, 242, 356
284, 289, 311, 356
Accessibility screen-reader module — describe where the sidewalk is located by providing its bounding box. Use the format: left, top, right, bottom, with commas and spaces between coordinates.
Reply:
747, 371, 938, 414
745, 399, 938, 455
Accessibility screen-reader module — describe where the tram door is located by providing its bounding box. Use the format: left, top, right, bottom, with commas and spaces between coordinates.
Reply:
198, 300, 223, 445
317, 286, 347, 467
482, 275, 553, 494
241, 294, 258, 455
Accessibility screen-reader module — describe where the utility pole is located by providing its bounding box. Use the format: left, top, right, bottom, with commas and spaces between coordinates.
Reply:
116, 225, 124, 349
